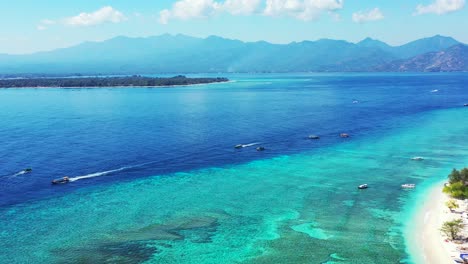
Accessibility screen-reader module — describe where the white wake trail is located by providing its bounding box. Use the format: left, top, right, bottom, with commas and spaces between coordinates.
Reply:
242, 142, 261, 148
9, 170, 28, 178
68, 162, 153, 182
69, 167, 128, 182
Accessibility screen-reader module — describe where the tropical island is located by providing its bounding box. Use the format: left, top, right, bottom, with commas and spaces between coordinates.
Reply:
0, 75, 229, 88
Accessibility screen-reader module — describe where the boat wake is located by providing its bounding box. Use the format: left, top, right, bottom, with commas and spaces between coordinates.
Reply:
69, 162, 153, 182
241, 142, 261, 148
11, 171, 26, 177
8, 169, 32, 178
69, 167, 127, 182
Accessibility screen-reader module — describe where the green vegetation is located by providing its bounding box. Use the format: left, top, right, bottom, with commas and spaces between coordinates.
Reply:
440, 219, 464, 240
445, 199, 459, 212
443, 168, 468, 199
0, 75, 228, 88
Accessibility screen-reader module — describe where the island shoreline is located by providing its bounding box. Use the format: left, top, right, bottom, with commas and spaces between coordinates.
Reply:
407, 181, 466, 264
0, 76, 230, 89
0, 80, 233, 89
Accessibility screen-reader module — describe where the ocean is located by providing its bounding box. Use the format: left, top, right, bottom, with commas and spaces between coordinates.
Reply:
0, 73, 467, 263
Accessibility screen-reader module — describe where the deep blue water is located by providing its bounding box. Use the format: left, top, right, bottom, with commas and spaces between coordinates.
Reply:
1, 73, 467, 207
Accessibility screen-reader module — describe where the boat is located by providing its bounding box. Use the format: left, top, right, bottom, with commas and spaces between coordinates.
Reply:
24, 168, 32, 173
358, 184, 368, 189
308, 135, 320, 139
352, 100, 359, 104
402, 184, 416, 189
340, 133, 350, 138
431, 89, 439, 93
234, 144, 243, 149
52, 176, 70, 184
256, 146, 265, 151
411, 156, 424, 161
464, 103, 468, 107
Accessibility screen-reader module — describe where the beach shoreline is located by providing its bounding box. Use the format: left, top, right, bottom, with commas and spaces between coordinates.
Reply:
408, 182, 467, 264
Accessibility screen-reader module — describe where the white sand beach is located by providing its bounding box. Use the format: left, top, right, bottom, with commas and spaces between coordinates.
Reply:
411, 183, 468, 264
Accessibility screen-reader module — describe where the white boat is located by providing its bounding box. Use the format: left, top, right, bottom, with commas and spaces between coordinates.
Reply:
431, 89, 439, 93
358, 184, 368, 189
411, 157, 424, 161
308, 135, 320, 139
402, 184, 416, 189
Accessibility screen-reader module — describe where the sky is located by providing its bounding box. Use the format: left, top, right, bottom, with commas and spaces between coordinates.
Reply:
0, 0, 466, 54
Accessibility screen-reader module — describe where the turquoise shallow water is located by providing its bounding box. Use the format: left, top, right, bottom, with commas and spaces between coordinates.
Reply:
1, 105, 467, 263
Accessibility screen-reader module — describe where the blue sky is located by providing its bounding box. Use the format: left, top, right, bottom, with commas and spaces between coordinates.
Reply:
0, 0, 466, 54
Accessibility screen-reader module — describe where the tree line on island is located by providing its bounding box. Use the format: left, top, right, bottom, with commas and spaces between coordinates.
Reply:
440, 168, 468, 241
0, 75, 229, 88
444, 168, 468, 199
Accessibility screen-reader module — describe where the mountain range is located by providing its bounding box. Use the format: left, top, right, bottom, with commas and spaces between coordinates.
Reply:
0, 34, 467, 74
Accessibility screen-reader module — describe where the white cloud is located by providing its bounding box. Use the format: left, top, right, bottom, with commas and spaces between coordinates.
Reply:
36, 25, 47, 31
41, 19, 56, 25
414, 0, 465, 15
159, 0, 263, 24
160, 0, 344, 24
352, 8, 384, 23
159, 10, 172, 24
36, 19, 56, 31
159, 0, 221, 24
223, 0, 262, 15
263, 0, 344, 21
65, 6, 126, 26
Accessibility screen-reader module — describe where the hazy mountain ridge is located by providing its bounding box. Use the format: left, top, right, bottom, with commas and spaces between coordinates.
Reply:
376, 44, 468, 72
0, 34, 465, 74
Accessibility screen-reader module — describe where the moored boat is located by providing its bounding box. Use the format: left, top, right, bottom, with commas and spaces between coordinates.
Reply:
411, 156, 424, 161
358, 184, 368, 189
401, 184, 416, 189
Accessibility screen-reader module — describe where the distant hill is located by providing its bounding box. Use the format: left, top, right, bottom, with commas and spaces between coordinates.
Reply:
392, 35, 460, 59
376, 44, 468, 72
357, 37, 392, 50
0, 34, 465, 74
